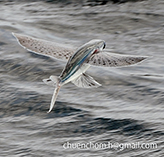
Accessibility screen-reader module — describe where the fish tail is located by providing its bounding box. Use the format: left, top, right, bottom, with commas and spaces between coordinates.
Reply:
47, 76, 60, 113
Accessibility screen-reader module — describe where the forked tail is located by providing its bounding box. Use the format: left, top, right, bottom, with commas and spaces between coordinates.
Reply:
47, 85, 61, 113
43, 75, 61, 113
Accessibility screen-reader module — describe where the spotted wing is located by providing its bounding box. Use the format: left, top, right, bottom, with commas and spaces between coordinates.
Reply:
12, 33, 75, 61
86, 50, 147, 67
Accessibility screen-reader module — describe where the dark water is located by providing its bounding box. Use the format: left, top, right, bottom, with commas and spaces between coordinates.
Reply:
0, 0, 164, 156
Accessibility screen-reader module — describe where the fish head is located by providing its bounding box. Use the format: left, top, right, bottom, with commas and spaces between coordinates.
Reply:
65, 39, 106, 65
69, 39, 105, 61
80, 39, 106, 55
87, 39, 106, 50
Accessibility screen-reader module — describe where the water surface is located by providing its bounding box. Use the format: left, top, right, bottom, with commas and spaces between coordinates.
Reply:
0, 0, 164, 156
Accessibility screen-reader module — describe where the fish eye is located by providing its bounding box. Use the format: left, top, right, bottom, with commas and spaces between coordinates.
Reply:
103, 43, 106, 49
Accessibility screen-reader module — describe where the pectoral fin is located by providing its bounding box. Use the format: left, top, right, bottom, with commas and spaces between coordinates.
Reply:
86, 50, 147, 67
72, 73, 101, 88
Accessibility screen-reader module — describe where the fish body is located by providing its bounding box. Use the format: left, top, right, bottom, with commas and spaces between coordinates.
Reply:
12, 33, 147, 113
47, 40, 105, 112
59, 39, 105, 86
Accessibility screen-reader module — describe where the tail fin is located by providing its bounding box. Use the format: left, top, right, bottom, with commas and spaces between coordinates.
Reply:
47, 85, 61, 113
44, 75, 60, 113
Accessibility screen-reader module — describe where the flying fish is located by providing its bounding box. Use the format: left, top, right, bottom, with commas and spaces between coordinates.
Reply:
13, 33, 147, 112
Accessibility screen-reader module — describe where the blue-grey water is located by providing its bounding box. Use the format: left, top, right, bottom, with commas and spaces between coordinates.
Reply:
0, 0, 164, 156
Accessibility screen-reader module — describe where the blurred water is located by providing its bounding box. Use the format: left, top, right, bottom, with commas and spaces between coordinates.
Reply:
0, 0, 164, 156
